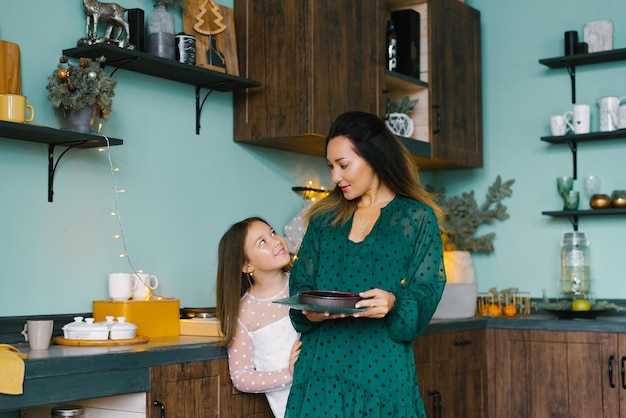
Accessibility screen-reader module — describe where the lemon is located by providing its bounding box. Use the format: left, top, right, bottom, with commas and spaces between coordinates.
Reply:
572, 299, 591, 311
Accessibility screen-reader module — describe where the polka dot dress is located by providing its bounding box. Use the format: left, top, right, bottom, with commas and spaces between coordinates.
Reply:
287, 196, 445, 418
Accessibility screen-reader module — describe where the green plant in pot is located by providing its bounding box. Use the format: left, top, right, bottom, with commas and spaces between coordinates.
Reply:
428, 175, 515, 319
46, 55, 117, 133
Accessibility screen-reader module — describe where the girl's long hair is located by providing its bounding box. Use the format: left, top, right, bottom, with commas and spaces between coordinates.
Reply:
215, 217, 290, 347
307, 111, 445, 226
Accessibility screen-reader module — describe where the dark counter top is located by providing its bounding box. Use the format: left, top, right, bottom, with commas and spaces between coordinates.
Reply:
2, 312, 626, 412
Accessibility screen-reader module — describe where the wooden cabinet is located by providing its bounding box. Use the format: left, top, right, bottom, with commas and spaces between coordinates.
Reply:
413, 329, 488, 418
233, 0, 482, 170
489, 329, 625, 418
148, 358, 273, 418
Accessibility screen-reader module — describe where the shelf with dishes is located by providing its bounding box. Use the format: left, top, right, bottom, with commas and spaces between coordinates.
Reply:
0, 120, 123, 202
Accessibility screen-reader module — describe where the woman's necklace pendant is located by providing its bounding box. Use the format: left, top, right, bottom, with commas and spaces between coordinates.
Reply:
359, 224, 367, 233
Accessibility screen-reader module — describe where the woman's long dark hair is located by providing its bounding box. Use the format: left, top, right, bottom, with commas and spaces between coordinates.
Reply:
308, 111, 444, 226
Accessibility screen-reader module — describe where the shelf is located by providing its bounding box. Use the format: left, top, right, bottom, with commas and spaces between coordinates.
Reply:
538, 48, 626, 69
542, 208, 626, 230
540, 130, 626, 179
0, 120, 123, 202
385, 70, 428, 90
538, 48, 626, 103
541, 130, 626, 144
63, 44, 260, 91
63, 44, 261, 134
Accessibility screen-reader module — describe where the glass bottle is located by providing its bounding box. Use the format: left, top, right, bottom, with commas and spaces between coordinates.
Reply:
146, 4, 175, 60
386, 20, 397, 72
560, 231, 591, 295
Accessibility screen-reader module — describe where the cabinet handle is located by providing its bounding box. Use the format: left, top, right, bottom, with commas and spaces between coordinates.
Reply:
153, 400, 165, 418
383, 89, 391, 121
609, 355, 616, 389
437, 391, 443, 418
621, 356, 626, 390
427, 390, 440, 417
433, 105, 441, 134
453, 339, 472, 346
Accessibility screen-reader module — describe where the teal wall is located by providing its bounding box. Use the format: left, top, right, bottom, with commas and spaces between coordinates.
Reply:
1, 0, 626, 321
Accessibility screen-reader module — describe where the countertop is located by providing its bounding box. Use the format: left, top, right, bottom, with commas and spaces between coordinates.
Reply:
2, 313, 626, 412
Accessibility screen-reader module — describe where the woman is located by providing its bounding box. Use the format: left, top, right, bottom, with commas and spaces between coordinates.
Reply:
216, 217, 301, 417
286, 111, 446, 417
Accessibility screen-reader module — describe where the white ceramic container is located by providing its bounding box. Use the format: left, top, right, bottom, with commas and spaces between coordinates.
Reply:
62, 317, 110, 340
109, 317, 137, 340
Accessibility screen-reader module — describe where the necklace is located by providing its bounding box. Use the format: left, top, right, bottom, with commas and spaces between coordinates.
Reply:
358, 219, 370, 234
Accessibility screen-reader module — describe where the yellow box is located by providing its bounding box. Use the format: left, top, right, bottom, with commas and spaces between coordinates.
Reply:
93, 299, 180, 338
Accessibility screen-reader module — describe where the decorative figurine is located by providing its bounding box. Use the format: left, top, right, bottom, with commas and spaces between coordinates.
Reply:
79, 0, 134, 49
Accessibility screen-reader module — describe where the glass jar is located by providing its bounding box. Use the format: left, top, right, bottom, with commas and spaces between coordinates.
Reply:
560, 231, 591, 295
146, 4, 175, 59
51, 405, 84, 417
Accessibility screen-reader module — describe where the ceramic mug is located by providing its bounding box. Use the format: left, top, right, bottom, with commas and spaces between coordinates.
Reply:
108, 273, 138, 301
21, 320, 54, 350
550, 115, 568, 136
132, 273, 159, 300
0, 94, 34, 123
564, 104, 590, 134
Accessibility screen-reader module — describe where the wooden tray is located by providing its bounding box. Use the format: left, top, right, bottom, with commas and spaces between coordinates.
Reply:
53, 335, 148, 346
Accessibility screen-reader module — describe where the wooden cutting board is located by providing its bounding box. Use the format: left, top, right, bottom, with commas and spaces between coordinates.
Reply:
53, 335, 148, 346
0, 40, 21, 94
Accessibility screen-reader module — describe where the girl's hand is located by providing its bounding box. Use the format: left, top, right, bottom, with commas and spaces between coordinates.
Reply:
353, 288, 396, 318
289, 339, 302, 375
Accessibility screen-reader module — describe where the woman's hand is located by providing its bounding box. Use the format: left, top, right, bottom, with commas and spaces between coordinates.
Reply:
353, 288, 396, 318
289, 339, 302, 375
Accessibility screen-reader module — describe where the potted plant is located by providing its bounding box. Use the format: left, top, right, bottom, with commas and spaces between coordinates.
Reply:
386, 95, 418, 137
46, 55, 118, 133
428, 176, 515, 319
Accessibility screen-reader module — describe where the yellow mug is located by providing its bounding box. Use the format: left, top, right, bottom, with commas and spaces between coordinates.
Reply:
0, 94, 34, 123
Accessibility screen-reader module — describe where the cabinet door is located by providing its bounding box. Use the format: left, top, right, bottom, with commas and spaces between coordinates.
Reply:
414, 329, 488, 418
491, 329, 619, 418
234, 0, 383, 156
428, 0, 482, 167
148, 359, 272, 418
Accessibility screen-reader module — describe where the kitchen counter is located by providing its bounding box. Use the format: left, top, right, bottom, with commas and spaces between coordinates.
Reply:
2, 312, 626, 412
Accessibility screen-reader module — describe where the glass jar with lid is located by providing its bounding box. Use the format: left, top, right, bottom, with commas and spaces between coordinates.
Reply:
560, 231, 591, 295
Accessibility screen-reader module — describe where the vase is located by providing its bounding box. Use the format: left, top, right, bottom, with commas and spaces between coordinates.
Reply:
65, 105, 96, 134
443, 251, 476, 284
146, 5, 175, 60
386, 112, 414, 137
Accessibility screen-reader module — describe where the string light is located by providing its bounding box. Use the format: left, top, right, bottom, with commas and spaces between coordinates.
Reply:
101, 135, 140, 275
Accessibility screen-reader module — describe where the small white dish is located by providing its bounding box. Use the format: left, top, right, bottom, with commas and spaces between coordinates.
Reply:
62, 317, 110, 340
109, 317, 137, 340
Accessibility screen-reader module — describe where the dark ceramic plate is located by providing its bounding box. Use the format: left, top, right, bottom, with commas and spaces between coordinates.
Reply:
545, 309, 608, 320
299, 290, 362, 308
274, 295, 367, 314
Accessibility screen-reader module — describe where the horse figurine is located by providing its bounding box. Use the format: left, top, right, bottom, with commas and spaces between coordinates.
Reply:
80, 0, 132, 48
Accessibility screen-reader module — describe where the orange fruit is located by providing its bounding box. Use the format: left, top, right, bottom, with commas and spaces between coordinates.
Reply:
503, 303, 517, 317
488, 304, 501, 317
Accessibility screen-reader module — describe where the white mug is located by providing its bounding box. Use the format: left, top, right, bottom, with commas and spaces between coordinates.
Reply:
108, 273, 137, 301
596, 96, 625, 132
550, 115, 568, 136
132, 273, 159, 300
564, 104, 591, 134
21, 320, 54, 350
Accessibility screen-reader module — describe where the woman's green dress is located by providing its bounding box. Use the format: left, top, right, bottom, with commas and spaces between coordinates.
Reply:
287, 196, 446, 418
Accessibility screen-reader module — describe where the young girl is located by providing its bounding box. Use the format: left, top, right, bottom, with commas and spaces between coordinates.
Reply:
216, 217, 301, 418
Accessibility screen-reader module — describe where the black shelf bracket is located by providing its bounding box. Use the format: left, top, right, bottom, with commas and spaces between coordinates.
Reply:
196, 86, 215, 135
565, 64, 576, 103
48, 142, 83, 202
568, 141, 577, 179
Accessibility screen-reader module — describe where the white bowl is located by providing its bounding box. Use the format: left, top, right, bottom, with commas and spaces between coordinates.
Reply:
62, 317, 110, 340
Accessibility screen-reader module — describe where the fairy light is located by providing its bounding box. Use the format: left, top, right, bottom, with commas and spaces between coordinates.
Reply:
101, 135, 140, 274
